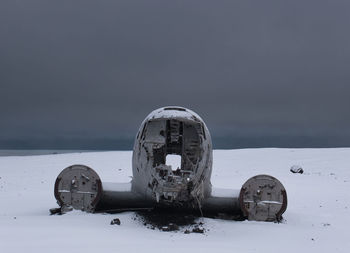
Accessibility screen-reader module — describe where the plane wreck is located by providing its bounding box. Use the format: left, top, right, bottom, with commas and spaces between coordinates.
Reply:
54, 106, 287, 222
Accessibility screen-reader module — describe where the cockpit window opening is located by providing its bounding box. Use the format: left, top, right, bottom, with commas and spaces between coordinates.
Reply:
166, 154, 182, 172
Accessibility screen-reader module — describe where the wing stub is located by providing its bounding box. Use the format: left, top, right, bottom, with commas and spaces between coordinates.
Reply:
54, 165, 103, 212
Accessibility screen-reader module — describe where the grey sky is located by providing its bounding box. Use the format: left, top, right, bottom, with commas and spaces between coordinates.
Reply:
1, 0, 350, 148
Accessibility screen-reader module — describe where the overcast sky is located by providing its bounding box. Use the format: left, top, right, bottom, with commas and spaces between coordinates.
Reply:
1, 0, 350, 148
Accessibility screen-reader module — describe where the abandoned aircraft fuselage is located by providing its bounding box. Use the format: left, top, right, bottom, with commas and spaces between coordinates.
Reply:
54, 106, 288, 222
132, 107, 212, 208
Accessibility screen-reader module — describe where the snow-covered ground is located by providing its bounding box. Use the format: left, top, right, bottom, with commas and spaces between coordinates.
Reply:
0, 148, 349, 253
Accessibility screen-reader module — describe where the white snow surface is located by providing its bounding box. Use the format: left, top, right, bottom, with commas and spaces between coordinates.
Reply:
1, 148, 350, 253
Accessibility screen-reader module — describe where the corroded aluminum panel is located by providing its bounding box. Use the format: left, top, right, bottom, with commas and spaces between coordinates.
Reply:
54, 165, 103, 212
239, 175, 287, 221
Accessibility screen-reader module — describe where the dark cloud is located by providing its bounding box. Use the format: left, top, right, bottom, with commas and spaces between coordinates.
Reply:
1, 0, 350, 148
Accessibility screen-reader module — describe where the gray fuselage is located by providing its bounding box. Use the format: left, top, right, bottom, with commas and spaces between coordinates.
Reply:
131, 107, 213, 208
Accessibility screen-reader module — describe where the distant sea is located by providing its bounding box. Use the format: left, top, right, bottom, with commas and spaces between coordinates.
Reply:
1, 135, 349, 156
0, 150, 97, 157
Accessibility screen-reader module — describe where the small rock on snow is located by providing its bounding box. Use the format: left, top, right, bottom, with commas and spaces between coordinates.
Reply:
110, 218, 121, 225
290, 165, 304, 174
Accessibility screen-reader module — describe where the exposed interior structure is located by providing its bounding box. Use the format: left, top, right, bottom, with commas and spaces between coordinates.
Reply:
142, 118, 206, 205
144, 119, 204, 171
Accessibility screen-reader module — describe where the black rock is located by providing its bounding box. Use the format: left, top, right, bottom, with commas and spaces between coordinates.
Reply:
192, 227, 204, 233
110, 218, 121, 225
161, 223, 179, 231
290, 165, 304, 174
49, 207, 62, 215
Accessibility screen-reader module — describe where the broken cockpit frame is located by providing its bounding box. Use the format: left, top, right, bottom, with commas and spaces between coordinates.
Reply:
132, 109, 212, 209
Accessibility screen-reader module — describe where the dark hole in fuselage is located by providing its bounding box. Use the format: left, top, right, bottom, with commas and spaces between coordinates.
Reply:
152, 119, 202, 171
